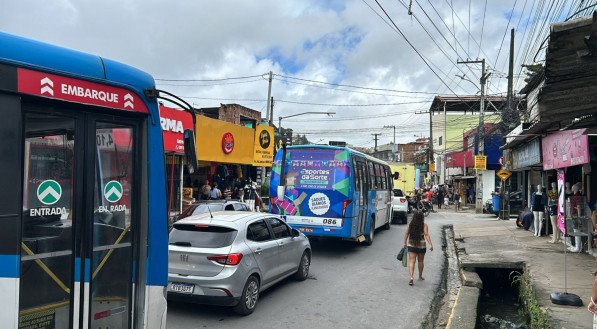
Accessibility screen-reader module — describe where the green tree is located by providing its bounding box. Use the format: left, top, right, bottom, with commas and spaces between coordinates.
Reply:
521, 64, 544, 83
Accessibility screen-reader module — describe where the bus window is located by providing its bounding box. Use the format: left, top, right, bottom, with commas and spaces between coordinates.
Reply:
368, 162, 376, 190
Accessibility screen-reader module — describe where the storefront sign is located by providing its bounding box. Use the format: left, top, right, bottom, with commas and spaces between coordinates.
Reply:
542, 129, 589, 170
512, 138, 541, 169
195, 116, 255, 164
17, 68, 148, 113
253, 125, 275, 167
159, 106, 193, 154
474, 155, 487, 170
221, 132, 235, 154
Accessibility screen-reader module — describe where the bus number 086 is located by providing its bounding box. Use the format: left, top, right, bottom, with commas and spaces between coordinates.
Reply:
323, 219, 337, 225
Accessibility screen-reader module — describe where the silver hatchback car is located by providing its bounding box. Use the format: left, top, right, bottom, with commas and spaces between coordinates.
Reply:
167, 211, 311, 315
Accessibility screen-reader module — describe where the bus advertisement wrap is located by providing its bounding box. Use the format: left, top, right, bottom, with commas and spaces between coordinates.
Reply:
270, 148, 351, 219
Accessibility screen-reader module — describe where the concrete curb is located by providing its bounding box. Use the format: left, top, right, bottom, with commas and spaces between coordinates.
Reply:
443, 225, 481, 329
421, 224, 450, 329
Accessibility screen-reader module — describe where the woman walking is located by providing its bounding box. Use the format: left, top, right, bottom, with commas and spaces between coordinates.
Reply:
403, 211, 433, 286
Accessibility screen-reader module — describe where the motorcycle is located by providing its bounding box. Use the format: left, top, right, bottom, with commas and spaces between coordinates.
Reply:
406, 196, 431, 217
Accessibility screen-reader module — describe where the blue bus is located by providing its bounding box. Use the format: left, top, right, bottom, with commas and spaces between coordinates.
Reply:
269, 145, 393, 245
0, 32, 192, 328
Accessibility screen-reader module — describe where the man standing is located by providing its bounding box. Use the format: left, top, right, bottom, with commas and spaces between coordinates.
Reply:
437, 187, 444, 209
200, 180, 211, 200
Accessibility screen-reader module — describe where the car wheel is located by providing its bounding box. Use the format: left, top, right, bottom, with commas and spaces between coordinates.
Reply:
294, 250, 311, 281
363, 218, 375, 246
233, 275, 260, 316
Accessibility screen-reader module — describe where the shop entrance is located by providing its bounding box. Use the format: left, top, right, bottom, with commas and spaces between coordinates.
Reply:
19, 105, 140, 328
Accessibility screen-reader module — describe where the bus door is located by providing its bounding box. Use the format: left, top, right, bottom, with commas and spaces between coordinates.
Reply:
355, 160, 368, 236
20, 107, 140, 329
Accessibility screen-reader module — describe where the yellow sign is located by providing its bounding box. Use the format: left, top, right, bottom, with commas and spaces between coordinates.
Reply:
195, 115, 255, 164
429, 162, 435, 172
474, 155, 487, 170
496, 169, 512, 181
253, 125, 274, 167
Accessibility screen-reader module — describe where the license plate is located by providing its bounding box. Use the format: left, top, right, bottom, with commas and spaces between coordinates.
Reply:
171, 282, 194, 294
299, 227, 314, 233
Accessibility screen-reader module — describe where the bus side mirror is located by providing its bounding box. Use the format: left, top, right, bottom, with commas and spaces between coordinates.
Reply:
183, 129, 197, 174
392, 172, 400, 180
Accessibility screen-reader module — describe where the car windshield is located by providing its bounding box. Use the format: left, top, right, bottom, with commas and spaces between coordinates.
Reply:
191, 204, 225, 215
169, 224, 237, 248
393, 189, 404, 197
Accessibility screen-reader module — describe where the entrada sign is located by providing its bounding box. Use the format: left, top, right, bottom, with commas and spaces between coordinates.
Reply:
17, 68, 148, 113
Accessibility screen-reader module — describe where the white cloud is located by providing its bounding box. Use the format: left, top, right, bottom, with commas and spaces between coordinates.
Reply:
1, 0, 555, 146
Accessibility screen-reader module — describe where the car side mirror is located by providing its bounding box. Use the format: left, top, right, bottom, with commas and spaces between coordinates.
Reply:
291, 228, 300, 237
183, 129, 197, 174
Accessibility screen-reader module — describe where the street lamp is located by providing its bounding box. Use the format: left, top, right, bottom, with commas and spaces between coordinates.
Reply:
278, 111, 336, 131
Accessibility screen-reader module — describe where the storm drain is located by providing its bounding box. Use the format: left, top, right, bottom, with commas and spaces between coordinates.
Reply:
475, 268, 528, 329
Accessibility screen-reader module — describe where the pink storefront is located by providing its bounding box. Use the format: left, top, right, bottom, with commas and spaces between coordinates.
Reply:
541, 129, 593, 253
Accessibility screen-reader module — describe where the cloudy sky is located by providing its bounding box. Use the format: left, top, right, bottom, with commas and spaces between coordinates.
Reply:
1, 0, 586, 147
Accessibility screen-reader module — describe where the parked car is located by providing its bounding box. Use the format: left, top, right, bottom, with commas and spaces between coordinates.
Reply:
391, 189, 408, 224
167, 212, 312, 315
177, 200, 251, 222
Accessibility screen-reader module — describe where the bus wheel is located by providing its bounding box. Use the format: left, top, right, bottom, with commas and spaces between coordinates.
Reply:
363, 218, 375, 246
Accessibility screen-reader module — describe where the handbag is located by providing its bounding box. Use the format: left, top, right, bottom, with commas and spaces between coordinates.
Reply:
396, 247, 406, 261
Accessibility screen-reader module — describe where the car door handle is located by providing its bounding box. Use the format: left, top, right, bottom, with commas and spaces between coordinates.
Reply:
255, 248, 263, 255
279, 242, 285, 248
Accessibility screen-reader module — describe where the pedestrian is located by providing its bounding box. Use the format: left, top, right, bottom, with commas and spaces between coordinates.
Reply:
210, 183, 222, 199
436, 187, 444, 209
403, 211, 433, 286
223, 185, 232, 200
200, 180, 211, 200
454, 187, 461, 212
588, 253, 597, 327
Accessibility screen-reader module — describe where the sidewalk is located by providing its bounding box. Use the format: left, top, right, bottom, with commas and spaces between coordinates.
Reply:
438, 207, 595, 328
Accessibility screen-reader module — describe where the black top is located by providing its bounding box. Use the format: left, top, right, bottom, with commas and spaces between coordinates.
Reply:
532, 193, 544, 211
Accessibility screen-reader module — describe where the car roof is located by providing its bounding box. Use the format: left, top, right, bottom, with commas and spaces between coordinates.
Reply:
174, 211, 271, 229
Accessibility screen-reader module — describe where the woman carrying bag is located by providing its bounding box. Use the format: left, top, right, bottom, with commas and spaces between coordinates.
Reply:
403, 211, 433, 286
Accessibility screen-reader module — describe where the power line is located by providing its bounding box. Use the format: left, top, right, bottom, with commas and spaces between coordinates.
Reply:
478, 0, 488, 58
274, 74, 439, 95
155, 74, 267, 82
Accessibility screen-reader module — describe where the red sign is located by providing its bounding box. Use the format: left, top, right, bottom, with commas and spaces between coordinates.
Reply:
159, 105, 193, 154
222, 132, 234, 154
17, 68, 148, 113
542, 129, 589, 170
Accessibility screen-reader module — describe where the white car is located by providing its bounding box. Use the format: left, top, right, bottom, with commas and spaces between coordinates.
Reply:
391, 189, 408, 224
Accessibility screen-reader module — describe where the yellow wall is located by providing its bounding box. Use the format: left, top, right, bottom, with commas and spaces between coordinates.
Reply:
432, 113, 501, 155
390, 163, 416, 195
195, 115, 255, 165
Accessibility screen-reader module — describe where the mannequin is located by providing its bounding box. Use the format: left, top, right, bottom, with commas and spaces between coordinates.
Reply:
547, 182, 559, 243
565, 182, 572, 196
531, 184, 547, 237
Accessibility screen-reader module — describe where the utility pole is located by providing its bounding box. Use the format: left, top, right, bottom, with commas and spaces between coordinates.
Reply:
457, 59, 490, 154
372, 133, 380, 153
384, 125, 397, 162
507, 28, 515, 115
383, 125, 396, 144
501, 28, 516, 220
265, 71, 273, 125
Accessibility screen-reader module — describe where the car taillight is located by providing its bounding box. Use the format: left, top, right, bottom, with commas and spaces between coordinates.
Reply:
400, 198, 406, 203
342, 199, 352, 218
207, 253, 244, 265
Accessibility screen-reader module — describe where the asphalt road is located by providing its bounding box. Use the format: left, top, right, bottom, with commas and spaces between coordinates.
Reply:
166, 213, 445, 329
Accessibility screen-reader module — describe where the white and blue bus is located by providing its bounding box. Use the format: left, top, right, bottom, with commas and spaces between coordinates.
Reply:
0, 32, 197, 328
269, 145, 393, 245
